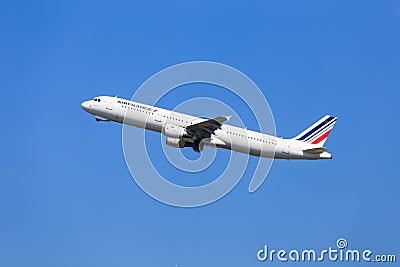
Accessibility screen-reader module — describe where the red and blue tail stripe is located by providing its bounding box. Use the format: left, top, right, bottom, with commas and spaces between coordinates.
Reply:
294, 115, 337, 146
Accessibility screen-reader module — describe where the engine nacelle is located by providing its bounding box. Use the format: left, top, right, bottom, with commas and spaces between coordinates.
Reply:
193, 139, 205, 153
162, 124, 188, 139
166, 137, 186, 148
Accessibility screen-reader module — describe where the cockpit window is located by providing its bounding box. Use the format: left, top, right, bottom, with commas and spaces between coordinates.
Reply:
93, 98, 101, 102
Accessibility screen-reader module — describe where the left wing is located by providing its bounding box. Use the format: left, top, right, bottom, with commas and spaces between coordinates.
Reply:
186, 116, 231, 139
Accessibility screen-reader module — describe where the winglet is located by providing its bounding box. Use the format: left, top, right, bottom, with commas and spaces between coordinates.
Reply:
213, 116, 231, 124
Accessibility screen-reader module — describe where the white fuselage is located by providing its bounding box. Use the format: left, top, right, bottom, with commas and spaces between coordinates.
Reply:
81, 96, 332, 160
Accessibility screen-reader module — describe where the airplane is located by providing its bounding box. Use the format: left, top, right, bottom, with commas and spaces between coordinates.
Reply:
81, 96, 337, 160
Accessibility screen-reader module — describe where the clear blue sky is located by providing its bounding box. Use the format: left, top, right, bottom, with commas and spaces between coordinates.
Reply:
1, 1, 399, 266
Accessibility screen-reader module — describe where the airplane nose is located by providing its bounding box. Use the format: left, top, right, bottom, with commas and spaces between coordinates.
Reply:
81, 101, 91, 111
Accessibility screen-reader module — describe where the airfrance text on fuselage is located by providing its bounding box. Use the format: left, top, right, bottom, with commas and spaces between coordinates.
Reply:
117, 100, 153, 111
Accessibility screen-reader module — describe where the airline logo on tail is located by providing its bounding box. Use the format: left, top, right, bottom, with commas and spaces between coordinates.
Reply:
294, 115, 337, 146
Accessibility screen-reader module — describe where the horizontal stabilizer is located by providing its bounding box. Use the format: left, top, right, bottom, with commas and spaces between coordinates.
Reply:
303, 147, 327, 154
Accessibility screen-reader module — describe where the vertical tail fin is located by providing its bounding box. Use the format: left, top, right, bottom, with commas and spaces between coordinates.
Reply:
293, 115, 337, 147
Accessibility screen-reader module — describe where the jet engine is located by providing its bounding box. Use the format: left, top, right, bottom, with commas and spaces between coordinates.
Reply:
193, 139, 205, 153
162, 124, 191, 139
165, 137, 186, 148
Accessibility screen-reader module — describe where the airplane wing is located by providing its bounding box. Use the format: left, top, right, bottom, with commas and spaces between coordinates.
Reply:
186, 116, 231, 139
